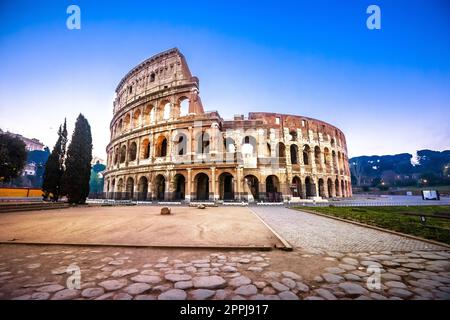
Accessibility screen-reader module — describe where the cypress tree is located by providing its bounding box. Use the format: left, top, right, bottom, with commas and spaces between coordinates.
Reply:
63, 114, 92, 204
42, 119, 67, 201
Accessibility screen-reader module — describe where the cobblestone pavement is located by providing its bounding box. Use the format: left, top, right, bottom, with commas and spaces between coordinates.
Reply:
251, 207, 446, 252
0, 245, 449, 300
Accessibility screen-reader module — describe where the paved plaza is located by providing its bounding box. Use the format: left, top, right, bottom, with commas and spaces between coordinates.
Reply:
251, 207, 446, 252
0, 206, 449, 300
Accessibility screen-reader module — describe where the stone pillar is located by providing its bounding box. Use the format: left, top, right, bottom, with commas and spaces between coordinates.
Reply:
211, 167, 216, 201
186, 169, 192, 202
236, 166, 242, 201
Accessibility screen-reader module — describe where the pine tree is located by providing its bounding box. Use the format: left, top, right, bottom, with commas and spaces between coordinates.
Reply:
42, 120, 67, 201
63, 114, 92, 204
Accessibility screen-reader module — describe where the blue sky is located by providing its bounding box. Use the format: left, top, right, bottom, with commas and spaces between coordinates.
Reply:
0, 0, 449, 159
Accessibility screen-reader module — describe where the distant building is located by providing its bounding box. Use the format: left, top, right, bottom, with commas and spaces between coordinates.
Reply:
22, 163, 37, 176
0, 129, 45, 151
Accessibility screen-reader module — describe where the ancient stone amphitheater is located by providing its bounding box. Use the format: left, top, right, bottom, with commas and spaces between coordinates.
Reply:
103, 48, 352, 202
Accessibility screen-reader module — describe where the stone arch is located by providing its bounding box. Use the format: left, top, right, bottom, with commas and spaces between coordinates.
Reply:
335, 178, 340, 197
120, 145, 126, 163
305, 176, 314, 197
318, 178, 326, 198
219, 172, 235, 200
291, 176, 303, 198
276, 142, 286, 165
178, 96, 190, 117
155, 174, 166, 201
128, 142, 137, 161
117, 178, 124, 200
123, 113, 131, 131
341, 180, 346, 197
196, 131, 210, 154
110, 178, 116, 199
140, 138, 150, 159
266, 175, 281, 202
173, 132, 188, 156
155, 135, 168, 157
314, 146, 321, 166
332, 151, 337, 171
331, 138, 336, 148
242, 135, 257, 155
290, 144, 299, 165
132, 109, 141, 128
173, 174, 186, 200
327, 178, 333, 198
118, 119, 123, 133
289, 130, 298, 141
126, 177, 134, 200
303, 145, 311, 165
114, 146, 119, 165
137, 176, 148, 201
244, 175, 259, 201
143, 104, 154, 125
224, 137, 236, 153
195, 172, 210, 200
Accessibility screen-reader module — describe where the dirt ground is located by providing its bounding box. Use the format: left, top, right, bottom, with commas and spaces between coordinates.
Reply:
0, 206, 282, 248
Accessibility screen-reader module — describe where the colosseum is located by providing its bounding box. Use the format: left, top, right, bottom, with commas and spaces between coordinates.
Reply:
103, 48, 352, 202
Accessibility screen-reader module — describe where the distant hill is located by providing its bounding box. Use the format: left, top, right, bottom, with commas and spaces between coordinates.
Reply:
349, 149, 450, 188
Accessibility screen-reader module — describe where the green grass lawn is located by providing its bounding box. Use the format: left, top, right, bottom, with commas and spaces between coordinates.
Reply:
295, 206, 450, 245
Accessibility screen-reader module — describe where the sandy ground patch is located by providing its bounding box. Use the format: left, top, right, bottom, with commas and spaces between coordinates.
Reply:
0, 205, 282, 248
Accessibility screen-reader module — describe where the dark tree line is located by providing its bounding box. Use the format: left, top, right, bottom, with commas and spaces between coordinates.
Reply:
42, 114, 92, 204
350, 150, 450, 187
0, 133, 27, 183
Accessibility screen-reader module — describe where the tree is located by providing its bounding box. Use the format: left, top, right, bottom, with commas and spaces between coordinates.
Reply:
0, 133, 27, 183
42, 120, 67, 201
63, 114, 92, 204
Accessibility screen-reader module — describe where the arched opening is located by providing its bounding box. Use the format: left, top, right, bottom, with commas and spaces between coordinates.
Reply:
331, 138, 336, 148
140, 139, 150, 159
118, 119, 123, 133
266, 143, 271, 156
132, 109, 141, 128
155, 136, 167, 157
290, 145, 298, 165
332, 151, 337, 171
244, 175, 259, 201
174, 133, 187, 156
197, 132, 210, 154
291, 176, 302, 198
327, 179, 333, 198
114, 147, 119, 165
126, 177, 134, 200
318, 178, 325, 198
219, 173, 234, 200
163, 102, 171, 120
305, 177, 314, 198
128, 142, 137, 161
335, 178, 340, 197
224, 137, 236, 153
144, 105, 153, 125
345, 181, 349, 197
341, 180, 346, 197
266, 175, 281, 202
242, 136, 257, 155
179, 97, 189, 116
123, 114, 131, 131
314, 146, 321, 166
155, 175, 166, 201
324, 147, 331, 171
303, 145, 310, 165
290, 130, 297, 141
117, 178, 124, 200
110, 179, 115, 199
137, 176, 148, 201
195, 173, 209, 201
276, 143, 286, 165
120, 145, 126, 163
173, 174, 185, 200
